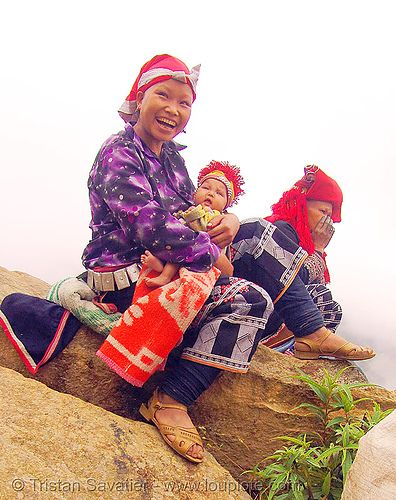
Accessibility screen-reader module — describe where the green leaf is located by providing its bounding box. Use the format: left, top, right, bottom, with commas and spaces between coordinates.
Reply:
334, 389, 353, 413
326, 416, 345, 428
342, 450, 353, 483
342, 425, 350, 447
291, 489, 305, 500
268, 473, 289, 499
316, 445, 345, 460
339, 384, 353, 400
292, 370, 330, 402
352, 397, 374, 405
273, 436, 310, 446
321, 471, 331, 496
329, 365, 353, 384
294, 402, 327, 420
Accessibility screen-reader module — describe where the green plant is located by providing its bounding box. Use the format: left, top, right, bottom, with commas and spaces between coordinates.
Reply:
248, 367, 394, 500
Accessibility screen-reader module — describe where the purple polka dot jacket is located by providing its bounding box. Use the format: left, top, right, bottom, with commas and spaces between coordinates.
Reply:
82, 123, 221, 272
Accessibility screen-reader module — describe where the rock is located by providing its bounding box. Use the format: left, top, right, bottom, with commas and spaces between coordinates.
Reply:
0, 266, 50, 302
0, 365, 252, 500
1, 266, 396, 484
0, 322, 145, 420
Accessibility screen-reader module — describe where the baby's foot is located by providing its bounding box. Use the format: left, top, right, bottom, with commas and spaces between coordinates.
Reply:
145, 274, 172, 288
140, 250, 164, 273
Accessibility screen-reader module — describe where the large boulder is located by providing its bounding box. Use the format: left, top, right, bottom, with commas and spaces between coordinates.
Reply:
1, 266, 396, 483
0, 365, 251, 500
0, 266, 50, 301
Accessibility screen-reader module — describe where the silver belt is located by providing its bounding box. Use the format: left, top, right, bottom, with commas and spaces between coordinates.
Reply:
87, 263, 141, 292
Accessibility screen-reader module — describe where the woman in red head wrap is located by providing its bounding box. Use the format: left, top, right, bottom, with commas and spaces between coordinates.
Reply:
267, 165, 343, 284
264, 166, 345, 351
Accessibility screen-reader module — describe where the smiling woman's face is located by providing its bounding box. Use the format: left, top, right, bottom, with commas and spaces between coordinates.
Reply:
306, 199, 333, 231
133, 79, 193, 156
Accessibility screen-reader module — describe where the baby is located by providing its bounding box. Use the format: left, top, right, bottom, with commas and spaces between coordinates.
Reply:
141, 160, 245, 287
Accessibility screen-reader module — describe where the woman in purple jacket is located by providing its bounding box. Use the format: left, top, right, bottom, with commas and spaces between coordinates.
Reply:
81, 54, 275, 463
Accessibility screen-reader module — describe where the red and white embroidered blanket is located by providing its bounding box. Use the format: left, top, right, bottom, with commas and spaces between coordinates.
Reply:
96, 265, 221, 386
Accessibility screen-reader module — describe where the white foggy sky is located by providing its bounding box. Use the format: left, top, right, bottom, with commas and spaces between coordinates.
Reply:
1, 1, 395, 389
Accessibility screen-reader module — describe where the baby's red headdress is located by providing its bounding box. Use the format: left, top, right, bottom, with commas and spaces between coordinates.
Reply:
197, 161, 245, 208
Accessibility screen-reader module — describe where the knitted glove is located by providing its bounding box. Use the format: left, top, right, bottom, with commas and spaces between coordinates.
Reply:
47, 277, 121, 336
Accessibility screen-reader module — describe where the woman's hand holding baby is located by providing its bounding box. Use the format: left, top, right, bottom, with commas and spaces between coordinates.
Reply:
207, 213, 239, 248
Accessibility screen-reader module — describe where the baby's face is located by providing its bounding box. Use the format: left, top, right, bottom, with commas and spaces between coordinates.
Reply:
195, 178, 228, 212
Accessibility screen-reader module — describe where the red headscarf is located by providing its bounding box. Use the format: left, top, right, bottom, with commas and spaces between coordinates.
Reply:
118, 54, 200, 123
294, 166, 343, 223
266, 166, 343, 282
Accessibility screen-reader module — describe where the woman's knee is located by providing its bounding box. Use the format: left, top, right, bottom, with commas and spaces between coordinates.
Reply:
247, 283, 274, 318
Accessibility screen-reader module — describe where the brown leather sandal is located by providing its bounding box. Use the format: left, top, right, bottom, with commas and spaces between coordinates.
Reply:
139, 388, 203, 464
294, 330, 376, 361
